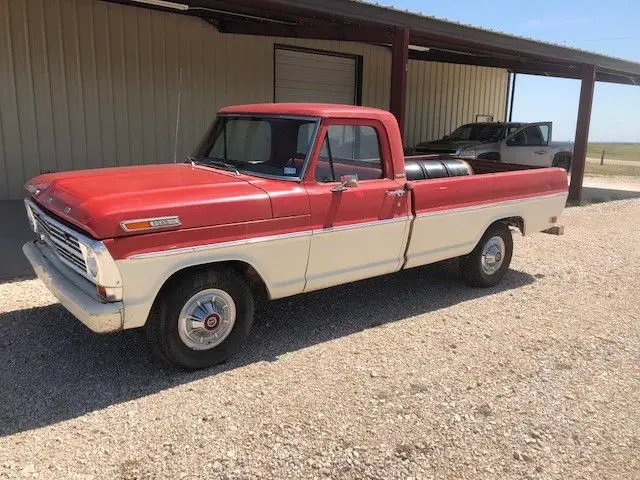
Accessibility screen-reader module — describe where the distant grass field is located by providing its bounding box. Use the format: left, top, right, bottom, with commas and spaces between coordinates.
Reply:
585, 161, 640, 178
586, 143, 640, 162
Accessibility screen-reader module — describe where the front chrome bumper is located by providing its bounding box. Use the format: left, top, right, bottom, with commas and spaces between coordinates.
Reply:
23, 241, 124, 333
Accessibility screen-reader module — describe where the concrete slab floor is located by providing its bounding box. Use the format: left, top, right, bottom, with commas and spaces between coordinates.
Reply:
0, 200, 35, 282
581, 175, 640, 203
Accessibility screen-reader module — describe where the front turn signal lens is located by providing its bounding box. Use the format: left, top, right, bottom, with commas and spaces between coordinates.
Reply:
97, 285, 122, 302
120, 216, 181, 232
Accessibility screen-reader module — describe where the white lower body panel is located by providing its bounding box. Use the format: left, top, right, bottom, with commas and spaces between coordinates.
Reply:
114, 193, 565, 330
116, 232, 312, 329
404, 193, 567, 268
304, 217, 410, 293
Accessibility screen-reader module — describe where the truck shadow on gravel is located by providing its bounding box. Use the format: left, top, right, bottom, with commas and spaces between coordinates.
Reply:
0, 261, 535, 437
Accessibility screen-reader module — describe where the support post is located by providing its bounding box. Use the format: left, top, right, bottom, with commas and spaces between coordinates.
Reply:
508, 73, 517, 122
504, 72, 512, 121
569, 65, 596, 203
390, 28, 409, 140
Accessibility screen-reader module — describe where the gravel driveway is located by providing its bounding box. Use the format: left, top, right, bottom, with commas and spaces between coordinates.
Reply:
1, 200, 638, 479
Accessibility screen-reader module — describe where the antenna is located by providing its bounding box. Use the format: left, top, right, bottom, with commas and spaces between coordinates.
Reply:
172, 68, 183, 163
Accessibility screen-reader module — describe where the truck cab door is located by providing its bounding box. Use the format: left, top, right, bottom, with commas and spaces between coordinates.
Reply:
501, 122, 553, 166
303, 121, 411, 292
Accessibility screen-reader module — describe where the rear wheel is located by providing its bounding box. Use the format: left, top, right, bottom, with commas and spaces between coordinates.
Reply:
460, 222, 513, 287
146, 267, 254, 370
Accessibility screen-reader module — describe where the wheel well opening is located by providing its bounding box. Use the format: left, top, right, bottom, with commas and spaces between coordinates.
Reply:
499, 216, 525, 235
151, 261, 270, 316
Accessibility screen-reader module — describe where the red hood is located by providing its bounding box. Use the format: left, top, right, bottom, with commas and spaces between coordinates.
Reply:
25, 164, 272, 239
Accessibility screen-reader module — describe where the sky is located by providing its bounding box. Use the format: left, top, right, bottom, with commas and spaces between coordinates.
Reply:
387, 0, 640, 142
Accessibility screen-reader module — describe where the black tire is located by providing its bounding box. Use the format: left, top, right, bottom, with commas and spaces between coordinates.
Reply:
552, 153, 572, 172
460, 222, 513, 287
146, 267, 254, 370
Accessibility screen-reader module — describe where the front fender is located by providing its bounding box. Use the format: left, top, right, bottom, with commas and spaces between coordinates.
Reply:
115, 231, 311, 329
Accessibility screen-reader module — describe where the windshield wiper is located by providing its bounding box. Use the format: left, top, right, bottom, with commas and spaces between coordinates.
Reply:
207, 159, 240, 175
188, 156, 241, 175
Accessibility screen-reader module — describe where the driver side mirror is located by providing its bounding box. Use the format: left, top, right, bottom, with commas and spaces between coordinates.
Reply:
442, 135, 450, 141
331, 174, 359, 192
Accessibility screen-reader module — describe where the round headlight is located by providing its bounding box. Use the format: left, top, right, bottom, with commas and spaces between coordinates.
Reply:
86, 249, 99, 278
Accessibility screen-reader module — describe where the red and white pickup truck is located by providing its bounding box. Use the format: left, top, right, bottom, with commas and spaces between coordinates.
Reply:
23, 104, 568, 369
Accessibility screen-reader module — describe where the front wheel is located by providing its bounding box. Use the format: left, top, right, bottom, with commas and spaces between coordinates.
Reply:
146, 267, 255, 370
460, 223, 513, 287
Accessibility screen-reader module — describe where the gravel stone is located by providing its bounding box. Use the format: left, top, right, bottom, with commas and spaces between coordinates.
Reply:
1, 199, 639, 479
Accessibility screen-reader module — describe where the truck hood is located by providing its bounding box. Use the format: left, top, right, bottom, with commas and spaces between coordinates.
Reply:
25, 164, 272, 239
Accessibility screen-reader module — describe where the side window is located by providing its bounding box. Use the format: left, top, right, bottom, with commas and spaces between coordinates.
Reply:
507, 130, 526, 146
533, 125, 550, 145
315, 137, 334, 182
525, 126, 543, 146
507, 125, 549, 147
314, 125, 384, 182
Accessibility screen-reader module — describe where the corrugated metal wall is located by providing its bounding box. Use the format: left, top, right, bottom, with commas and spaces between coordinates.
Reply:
0, 0, 506, 199
405, 61, 509, 147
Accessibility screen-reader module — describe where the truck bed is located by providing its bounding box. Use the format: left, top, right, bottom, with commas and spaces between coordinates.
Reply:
402, 155, 568, 269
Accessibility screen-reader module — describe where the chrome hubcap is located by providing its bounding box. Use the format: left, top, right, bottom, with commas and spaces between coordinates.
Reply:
481, 236, 506, 275
178, 289, 236, 351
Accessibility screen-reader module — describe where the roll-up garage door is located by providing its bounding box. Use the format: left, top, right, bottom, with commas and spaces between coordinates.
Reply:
275, 48, 357, 104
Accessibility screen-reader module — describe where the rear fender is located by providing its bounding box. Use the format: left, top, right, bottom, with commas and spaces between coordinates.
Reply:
471, 213, 525, 250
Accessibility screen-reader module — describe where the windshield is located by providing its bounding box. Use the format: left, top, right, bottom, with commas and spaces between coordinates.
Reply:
447, 124, 505, 142
191, 115, 319, 180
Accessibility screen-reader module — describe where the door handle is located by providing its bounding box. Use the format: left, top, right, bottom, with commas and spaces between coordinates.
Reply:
386, 189, 405, 197
534, 150, 547, 155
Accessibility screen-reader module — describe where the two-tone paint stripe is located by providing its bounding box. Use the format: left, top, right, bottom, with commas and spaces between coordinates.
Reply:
128, 192, 567, 261
414, 191, 567, 218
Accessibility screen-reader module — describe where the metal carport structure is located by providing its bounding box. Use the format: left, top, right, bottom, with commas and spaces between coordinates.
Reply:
30, 0, 640, 201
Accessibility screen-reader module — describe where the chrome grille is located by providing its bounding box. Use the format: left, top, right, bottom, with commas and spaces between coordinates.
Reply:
28, 203, 88, 277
